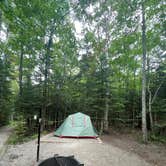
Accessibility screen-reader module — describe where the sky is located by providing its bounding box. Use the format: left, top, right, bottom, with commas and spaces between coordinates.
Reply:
0, 23, 7, 42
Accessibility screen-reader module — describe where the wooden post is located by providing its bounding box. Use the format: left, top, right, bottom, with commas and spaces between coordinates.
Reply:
37, 108, 42, 162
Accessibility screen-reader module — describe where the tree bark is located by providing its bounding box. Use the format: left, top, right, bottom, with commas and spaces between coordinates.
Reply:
132, 62, 137, 128
148, 85, 154, 131
104, 92, 109, 131
19, 44, 23, 97
141, 1, 148, 142
103, 12, 110, 132
148, 80, 163, 132
42, 19, 55, 130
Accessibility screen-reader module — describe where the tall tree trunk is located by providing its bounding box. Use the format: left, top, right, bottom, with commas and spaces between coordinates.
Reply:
63, 53, 67, 119
148, 89, 153, 131
132, 63, 137, 128
141, 2, 148, 142
19, 44, 23, 97
96, 17, 109, 132
103, 12, 110, 132
104, 91, 109, 131
42, 20, 55, 130
100, 60, 104, 133
147, 56, 154, 132
148, 80, 163, 132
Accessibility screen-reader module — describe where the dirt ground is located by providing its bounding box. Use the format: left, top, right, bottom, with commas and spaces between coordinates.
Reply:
0, 126, 12, 159
0, 126, 12, 150
0, 132, 156, 166
101, 128, 166, 166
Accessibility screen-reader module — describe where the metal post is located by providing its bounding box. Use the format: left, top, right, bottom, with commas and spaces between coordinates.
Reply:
37, 108, 42, 162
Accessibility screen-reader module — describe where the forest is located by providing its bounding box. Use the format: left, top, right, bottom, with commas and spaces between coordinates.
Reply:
0, 0, 165, 144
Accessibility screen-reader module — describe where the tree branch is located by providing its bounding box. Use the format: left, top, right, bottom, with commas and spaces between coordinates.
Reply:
151, 80, 164, 104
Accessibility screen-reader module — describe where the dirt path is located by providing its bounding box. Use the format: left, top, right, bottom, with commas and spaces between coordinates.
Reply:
0, 126, 12, 159
0, 133, 152, 166
101, 129, 166, 166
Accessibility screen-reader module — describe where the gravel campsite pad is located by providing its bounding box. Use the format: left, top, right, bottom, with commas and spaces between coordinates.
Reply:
0, 133, 152, 166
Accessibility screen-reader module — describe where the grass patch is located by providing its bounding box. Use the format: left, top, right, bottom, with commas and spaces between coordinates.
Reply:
7, 132, 38, 145
7, 130, 50, 145
150, 134, 166, 144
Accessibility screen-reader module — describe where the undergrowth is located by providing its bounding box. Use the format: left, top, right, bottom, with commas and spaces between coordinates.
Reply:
8, 118, 49, 144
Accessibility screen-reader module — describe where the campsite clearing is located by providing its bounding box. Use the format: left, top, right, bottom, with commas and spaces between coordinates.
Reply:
0, 133, 152, 166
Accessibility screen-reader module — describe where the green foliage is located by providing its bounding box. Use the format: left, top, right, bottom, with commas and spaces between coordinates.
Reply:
8, 117, 28, 144
0, 48, 13, 126
150, 134, 166, 144
0, 0, 165, 142
7, 132, 38, 145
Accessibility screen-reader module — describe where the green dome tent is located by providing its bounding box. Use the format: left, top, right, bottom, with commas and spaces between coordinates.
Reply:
54, 112, 98, 138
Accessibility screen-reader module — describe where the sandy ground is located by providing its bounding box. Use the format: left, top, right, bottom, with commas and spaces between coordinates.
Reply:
0, 133, 152, 166
102, 129, 166, 166
0, 126, 12, 150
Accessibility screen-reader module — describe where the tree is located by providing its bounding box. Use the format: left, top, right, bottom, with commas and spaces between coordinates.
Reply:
0, 0, 165, 141
141, 1, 147, 142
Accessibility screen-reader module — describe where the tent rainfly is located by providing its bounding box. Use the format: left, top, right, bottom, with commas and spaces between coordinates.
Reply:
54, 112, 98, 138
